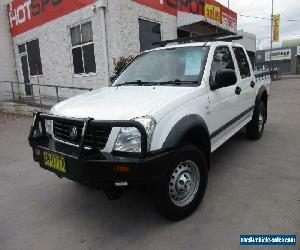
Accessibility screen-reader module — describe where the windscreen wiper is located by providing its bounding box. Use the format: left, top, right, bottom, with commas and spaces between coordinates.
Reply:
116, 79, 198, 86
155, 79, 199, 85
116, 80, 155, 86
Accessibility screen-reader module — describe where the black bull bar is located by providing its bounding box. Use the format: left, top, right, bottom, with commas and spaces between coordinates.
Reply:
28, 112, 148, 159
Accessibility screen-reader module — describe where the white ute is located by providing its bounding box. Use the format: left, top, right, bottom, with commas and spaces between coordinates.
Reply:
29, 40, 271, 221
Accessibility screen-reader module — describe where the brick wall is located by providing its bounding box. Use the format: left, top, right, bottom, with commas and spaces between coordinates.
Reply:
10, 0, 177, 99
0, 2, 17, 101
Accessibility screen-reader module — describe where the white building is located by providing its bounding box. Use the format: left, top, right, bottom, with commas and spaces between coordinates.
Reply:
0, 0, 17, 101
2, 0, 239, 100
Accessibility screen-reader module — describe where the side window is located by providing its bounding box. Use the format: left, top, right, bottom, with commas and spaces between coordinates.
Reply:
210, 46, 235, 84
233, 47, 251, 79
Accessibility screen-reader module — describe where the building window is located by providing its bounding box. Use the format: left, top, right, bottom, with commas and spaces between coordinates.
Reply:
233, 47, 251, 78
70, 21, 96, 75
138, 19, 161, 52
18, 39, 43, 76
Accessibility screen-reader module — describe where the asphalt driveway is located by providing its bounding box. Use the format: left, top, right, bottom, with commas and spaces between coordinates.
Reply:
0, 79, 299, 250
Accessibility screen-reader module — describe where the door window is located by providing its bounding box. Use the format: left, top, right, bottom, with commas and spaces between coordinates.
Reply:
210, 46, 235, 84
233, 47, 251, 79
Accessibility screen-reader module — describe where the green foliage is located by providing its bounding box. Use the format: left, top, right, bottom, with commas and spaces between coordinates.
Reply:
113, 55, 134, 75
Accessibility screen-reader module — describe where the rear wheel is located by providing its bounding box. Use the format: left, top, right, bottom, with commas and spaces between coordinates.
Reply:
246, 102, 266, 140
152, 144, 208, 221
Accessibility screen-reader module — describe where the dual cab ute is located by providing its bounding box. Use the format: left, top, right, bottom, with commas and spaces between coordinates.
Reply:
29, 40, 270, 220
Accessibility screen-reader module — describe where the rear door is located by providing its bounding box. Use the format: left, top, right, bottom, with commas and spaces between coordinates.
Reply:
232, 46, 256, 112
207, 46, 242, 146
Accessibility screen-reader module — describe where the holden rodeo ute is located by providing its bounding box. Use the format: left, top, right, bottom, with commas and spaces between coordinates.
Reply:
29, 37, 270, 221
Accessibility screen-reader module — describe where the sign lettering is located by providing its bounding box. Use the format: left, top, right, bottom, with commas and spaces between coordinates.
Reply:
132, 0, 237, 31
272, 14, 280, 42
7, 0, 96, 37
265, 49, 291, 61
204, 3, 221, 23
132, 0, 205, 16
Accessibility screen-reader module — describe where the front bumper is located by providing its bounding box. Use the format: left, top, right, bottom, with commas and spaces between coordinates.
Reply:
31, 139, 173, 188
29, 113, 174, 188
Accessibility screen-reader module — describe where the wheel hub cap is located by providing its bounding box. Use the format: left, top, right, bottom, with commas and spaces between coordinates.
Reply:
169, 160, 200, 207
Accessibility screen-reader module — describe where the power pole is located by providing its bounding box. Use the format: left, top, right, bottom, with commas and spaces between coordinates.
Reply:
270, 0, 274, 77
228, 0, 230, 8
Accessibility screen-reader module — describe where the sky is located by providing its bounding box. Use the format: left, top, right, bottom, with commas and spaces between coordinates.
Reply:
217, 0, 300, 49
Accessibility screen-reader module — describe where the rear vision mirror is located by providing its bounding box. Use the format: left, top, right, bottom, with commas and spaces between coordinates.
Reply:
211, 69, 237, 90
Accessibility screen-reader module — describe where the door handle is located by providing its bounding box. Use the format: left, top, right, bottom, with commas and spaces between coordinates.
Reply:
235, 86, 241, 95
250, 81, 255, 88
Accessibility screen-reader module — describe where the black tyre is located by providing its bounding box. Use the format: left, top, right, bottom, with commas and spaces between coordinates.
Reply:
152, 144, 208, 221
246, 102, 266, 140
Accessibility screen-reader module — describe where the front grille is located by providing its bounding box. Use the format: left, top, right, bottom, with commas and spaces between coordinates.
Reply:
53, 120, 112, 150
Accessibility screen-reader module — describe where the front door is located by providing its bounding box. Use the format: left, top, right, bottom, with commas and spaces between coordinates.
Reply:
207, 46, 242, 150
20, 55, 32, 96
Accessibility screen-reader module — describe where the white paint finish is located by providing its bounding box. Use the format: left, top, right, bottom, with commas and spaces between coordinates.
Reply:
150, 86, 210, 151
231, 45, 256, 112
53, 86, 197, 120
50, 42, 271, 154
211, 114, 252, 152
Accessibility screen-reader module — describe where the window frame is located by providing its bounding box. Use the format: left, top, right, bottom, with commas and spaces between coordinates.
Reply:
17, 38, 43, 78
232, 46, 251, 79
209, 45, 236, 87
69, 20, 96, 77
138, 17, 162, 52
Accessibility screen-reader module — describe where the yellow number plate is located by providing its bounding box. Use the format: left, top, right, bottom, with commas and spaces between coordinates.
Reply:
43, 151, 66, 174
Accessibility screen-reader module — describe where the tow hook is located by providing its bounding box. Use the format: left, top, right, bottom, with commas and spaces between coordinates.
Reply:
104, 189, 122, 200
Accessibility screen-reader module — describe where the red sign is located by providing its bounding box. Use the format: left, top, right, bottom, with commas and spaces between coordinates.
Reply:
133, 0, 237, 31
132, 0, 205, 16
7, 0, 96, 37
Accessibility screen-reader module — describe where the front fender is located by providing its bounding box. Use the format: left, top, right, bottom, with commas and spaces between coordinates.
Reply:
162, 114, 210, 149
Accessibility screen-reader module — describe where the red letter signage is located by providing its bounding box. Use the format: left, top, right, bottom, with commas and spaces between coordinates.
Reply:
7, 0, 96, 37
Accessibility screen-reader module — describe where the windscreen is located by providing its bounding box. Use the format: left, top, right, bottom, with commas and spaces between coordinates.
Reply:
113, 46, 209, 86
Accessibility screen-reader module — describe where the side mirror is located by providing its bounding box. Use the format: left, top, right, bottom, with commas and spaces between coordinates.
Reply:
211, 69, 237, 90
110, 75, 118, 83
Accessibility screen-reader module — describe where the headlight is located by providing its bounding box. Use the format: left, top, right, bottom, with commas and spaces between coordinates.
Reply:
46, 106, 55, 135
114, 117, 156, 153
46, 120, 53, 135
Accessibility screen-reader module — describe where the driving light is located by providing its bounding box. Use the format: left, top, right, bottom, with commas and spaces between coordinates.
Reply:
114, 117, 156, 153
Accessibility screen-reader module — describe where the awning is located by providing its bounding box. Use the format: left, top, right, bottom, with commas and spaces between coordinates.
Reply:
177, 11, 237, 35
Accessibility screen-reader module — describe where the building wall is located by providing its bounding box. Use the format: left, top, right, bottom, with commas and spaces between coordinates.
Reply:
236, 30, 256, 53
0, 2, 17, 101
10, 0, 177, 99
256, 47, 299, 75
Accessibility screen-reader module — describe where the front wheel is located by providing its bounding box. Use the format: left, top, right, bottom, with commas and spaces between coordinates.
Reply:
152, 144, 208, 221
